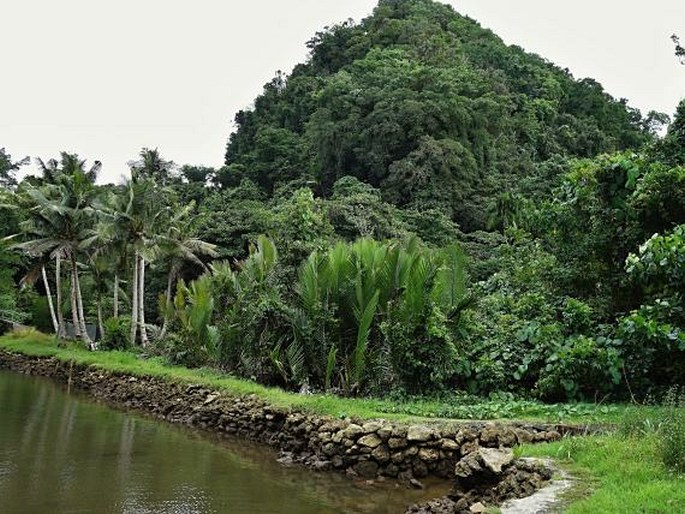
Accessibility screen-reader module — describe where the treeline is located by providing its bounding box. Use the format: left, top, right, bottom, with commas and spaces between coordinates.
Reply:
1, 0, 683, 402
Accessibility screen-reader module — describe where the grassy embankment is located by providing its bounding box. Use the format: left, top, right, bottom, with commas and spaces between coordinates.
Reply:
1, 330, 684, 512
0, 329, 638, 424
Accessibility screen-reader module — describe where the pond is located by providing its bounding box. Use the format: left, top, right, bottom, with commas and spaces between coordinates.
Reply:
0, 369, 446, 513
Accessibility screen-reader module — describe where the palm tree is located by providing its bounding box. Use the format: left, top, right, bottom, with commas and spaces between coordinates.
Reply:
157, 201, 217, 339
116, 167, 166, 346
127, 148, 175, 186
11, 157, 99, 345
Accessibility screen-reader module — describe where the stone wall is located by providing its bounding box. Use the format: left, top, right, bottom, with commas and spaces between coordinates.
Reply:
0, 350, 565, 482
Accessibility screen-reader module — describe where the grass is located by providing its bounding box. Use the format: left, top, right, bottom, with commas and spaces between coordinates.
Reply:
521, 434, 685, 513
0, 329, 668, 425
2, 329, 684, 512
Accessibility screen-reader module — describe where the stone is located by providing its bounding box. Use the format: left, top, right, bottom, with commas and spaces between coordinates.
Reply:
358, 433, 383, 448
371, 444, 390, 463
514, 428, 533, 444
469, 502, 486, 513
342, 423, 364, 440
439, 438, 460, 451
322, 442, 337, 456
454, 452, 483, 479
391, 426, 408, 439
418, 448, 439, 463
407, 425, 435, 442
461, 439, 479, 455
412, 459, 429, 478
377, 425, 393, 441
409, 478, 424, 489
362, 421, 383, 433
319, 420, 346, 433
391, 451, 405, 464
480, 447, 514, 474
354, 460, 379, 478
388, 437, 407, 449
404, 446, 419, 457
332, 430, 344, 444
384, 463, 399, 477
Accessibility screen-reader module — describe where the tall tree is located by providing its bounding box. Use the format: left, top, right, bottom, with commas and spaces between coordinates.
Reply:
12, 154, 100, 344
0, 148, 28, 190
157, 201, 217, 339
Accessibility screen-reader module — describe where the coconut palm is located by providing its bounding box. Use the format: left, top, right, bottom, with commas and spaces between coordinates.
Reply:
127, 147, 175, 186
11, 174, 97, 344
115, 167, 168, 346
157, 201, 217, 339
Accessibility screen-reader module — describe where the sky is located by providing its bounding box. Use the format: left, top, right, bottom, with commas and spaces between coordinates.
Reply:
1, 0, 684, 184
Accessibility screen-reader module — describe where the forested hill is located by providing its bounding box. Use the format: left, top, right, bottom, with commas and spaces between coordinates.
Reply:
223, 0, 652, 231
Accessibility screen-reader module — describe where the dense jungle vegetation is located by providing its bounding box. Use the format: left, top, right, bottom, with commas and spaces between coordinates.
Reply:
1, 0, 683, 405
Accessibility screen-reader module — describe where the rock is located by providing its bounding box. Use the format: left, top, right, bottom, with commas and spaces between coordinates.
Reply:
391, 451, 405, 464
372, 445, 391, 463
469, 502, 486, 513
480, 447, 514, 474
439, 438, 460, 451
203, 393, 220, 405
388, 437, 407, 449
514, 428, 533, 444
418, 448, 439, 463
377, 425, 393, 441
354, 460, 379, 478
362, 421, 383, 433
407, 425, 435, 442
454, 452, 483, 479
409, 478, 424, 489
358, 433, 383, 448
412, 459, 429, 478
342, 423, 364, 440
461, 440, 480, 455
384, 463, 399, 477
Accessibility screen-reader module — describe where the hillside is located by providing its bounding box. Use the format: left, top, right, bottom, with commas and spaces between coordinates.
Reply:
222, 0, 651, 231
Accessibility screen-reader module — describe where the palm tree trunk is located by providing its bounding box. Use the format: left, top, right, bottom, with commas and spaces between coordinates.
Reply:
130, 252, 139, 344
138, 255, 149, 347
113, 272, 119, 318
70, 263, 82, 340
55, 255, 66, 338
96, 298, 104, 343
72, 255, 91, 346
159, 269, 175, 340
41, 265, 59, 335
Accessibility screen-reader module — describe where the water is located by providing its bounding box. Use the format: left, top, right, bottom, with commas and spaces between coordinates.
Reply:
0, 370, 446, 514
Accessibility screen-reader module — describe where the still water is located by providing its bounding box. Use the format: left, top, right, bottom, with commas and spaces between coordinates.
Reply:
0, 370, 445, 514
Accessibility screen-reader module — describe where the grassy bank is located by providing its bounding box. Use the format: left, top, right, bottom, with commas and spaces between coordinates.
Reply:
2, 330, 684, 512
0, 330, 638, 424
521, 435, 685, 512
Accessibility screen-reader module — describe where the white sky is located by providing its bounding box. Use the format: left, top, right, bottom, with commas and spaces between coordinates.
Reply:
1, 0, 683, 184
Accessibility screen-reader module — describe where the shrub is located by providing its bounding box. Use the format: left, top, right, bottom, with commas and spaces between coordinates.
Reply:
101, 316, 131, 351
166, 275, 218, 368
536, 335, 622, 401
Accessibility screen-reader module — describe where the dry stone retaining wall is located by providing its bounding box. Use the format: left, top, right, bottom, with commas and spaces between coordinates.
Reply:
0, 350, 564, 482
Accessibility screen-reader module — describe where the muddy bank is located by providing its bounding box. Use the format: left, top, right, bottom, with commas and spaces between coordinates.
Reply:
0, 350, 579, 512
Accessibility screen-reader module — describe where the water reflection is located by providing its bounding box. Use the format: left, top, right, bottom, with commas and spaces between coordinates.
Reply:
0, 370, 447, 513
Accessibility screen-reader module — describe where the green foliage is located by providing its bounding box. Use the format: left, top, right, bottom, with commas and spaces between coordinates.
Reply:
295, 237, 467, 394
101, 316, 131, 351
224, 0, 649, 231
165, 276, 218, 367
211, 236, 292, 383
0, 148, 28, 190
619, 225, 685, 390
271, 188, 334, 268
